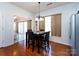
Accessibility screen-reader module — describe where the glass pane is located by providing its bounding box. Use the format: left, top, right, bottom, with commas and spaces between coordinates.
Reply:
18, 22, 24, 34
24, 22, 27, 34
13, 22, 16, 32
45, 16, 51, 36
45, 16, 51, 32
24, 22, 27, 40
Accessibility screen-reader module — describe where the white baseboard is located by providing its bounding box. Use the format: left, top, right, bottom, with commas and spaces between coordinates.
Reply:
49, 39, 70, 46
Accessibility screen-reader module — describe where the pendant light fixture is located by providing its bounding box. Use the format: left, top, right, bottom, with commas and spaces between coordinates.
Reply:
38, 2, 40, 20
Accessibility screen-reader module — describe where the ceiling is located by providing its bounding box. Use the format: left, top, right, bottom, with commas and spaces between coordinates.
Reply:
11, 2, 71, 14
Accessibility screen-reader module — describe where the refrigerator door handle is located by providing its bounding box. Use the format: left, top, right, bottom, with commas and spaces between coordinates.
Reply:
69, 17, 72, 39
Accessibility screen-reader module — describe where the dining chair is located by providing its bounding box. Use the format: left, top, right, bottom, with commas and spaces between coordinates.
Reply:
26, 32, 28, 47
26, 30, 36, 52
35, 31, 50, 53
41, 31, 50, 51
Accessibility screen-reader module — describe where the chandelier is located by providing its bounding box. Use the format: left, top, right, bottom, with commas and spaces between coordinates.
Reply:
38, 2, 40, 20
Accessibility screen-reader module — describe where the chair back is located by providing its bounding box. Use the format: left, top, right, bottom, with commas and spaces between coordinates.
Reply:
26, 30, 33, 40
43, 32, 50, 41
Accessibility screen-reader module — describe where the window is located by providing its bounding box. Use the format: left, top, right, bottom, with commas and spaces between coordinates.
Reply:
39, 17, 45, 31
51, 14, 61, 36
18, 22, 27, 34
13, 22, 18, 33
18, 22, 24, 34
44, 14, 61, 37
27, 20, 32, 30
45, 16, 51, 35
13, 22, 16, 32
35, 18, 45, 31
18, 22, 27, 40
24, 22, 27, 34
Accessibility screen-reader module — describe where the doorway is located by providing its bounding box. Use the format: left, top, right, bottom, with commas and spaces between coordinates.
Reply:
18, 21, 27, 41
13, 21, 27, 42
13, 16, 32, 43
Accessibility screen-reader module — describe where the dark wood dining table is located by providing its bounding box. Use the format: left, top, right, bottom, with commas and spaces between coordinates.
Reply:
26, 31, 45, 53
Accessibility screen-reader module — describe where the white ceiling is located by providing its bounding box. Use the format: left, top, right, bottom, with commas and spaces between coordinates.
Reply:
11, 2, 71, 14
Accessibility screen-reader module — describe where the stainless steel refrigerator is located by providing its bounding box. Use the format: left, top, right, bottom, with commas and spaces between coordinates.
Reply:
70, 13, 79, 56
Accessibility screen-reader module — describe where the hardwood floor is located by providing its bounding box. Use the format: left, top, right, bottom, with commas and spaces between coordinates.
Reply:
50, 41, 72, 56
0, 40, 72, 56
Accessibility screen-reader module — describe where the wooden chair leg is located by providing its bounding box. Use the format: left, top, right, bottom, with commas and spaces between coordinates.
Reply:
32, 41, 35, 52
32, 45, 34, 52
37, 40, 40, 53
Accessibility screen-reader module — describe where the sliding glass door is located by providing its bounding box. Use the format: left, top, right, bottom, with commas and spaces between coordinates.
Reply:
18, 22, 24, 34
18, 22, 27, 41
